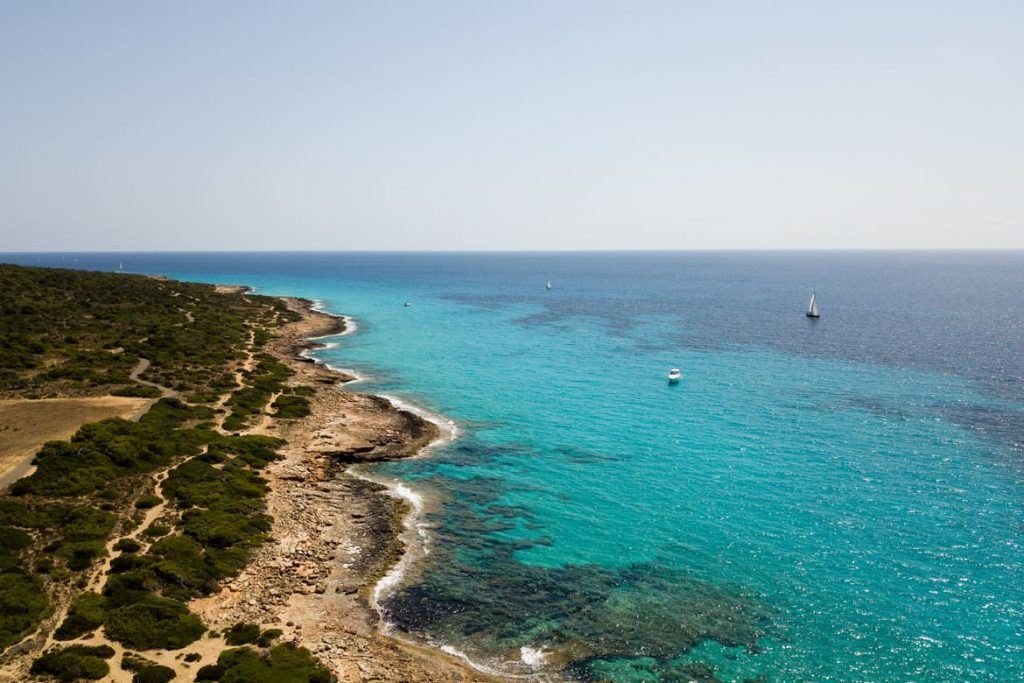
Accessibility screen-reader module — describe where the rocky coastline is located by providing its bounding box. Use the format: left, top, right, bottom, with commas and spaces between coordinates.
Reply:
189, 296, 492, 682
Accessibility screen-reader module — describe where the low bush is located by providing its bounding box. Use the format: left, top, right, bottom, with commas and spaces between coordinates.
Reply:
30, 644, 115, 681
224, 622, 260, 645
271, 395, 310, 419
195, 663, 225, 681
132, 663, 175, 683
0, 571, 49, 649
103, 595, 205, 650
122, 655, 176, 683
214, 643, 333, 683
55, 592, 107, 640
135, 494, 163, 509
114, 538, 142, 553
112, 385, 163, 398
143, 523, 171, 538
257, 628, 283, 647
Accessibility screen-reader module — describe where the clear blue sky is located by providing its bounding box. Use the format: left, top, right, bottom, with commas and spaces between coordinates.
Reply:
1, 1, 1021, 250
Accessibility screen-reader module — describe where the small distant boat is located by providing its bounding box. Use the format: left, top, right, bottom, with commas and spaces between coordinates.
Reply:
668, 368, 681, 383
806, 292, 820, 318
118, 262, 124, 271
404, 301, 412, 307
546, 279, 552, 291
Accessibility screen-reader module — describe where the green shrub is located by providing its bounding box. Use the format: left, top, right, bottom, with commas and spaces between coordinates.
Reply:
271, 395, 310, 419
121, 653, 177, 682
30, 645, 115, 681
195, 663, 225, 681
215, 643, 333, 683
56, 592, 107, 640
104, 595, 205, 650
135, 494, 163, 509
256, 628, 283, 647
143, 523, 171, 538
0, 526, 31, 551
221, 414, 248, 432
224, 622, 261, 645
112, 385, 163, 398
0, 571, 49, 649
60, 540, 107, 571
181, 509, 271, 549
114, 538, 142, 553
132, 663, 175, 683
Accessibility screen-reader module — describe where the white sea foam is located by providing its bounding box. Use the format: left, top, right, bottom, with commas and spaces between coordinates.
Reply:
298, 309, 363, 382
520, 646, 548, 668
370, 481, 429, 610
379, 393, 460, 448
436, 644, 539, 679
358, 398, 457, 612
309, 300, 357, 335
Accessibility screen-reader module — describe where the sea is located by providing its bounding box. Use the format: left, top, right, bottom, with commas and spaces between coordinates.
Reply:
4, 251, 1023, 682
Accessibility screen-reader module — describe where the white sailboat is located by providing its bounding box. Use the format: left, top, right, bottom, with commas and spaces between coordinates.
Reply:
806, 292, 820, 318
546, 279, 552, 291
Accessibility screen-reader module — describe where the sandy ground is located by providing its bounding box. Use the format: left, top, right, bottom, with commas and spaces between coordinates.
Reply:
0, 396, 152, 492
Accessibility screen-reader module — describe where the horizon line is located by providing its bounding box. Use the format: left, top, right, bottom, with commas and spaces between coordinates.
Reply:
3, 247, 1023, 255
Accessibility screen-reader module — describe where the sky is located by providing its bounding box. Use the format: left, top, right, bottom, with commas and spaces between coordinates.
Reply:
1, 1, 1022, 251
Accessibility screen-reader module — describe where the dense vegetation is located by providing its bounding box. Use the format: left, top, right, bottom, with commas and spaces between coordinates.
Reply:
121, 654, 176, 683
196, 641, 332, 683
0, 523, 49, 650
222, 355, 300, 431
0, 264, 334, 681
0, 264, 296, 398
29, 644, 115, 681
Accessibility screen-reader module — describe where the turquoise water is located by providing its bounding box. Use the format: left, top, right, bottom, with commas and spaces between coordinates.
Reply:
5, 252, 1024, 681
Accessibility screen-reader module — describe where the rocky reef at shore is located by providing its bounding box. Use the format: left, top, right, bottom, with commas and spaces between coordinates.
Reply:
189, 296, 491, 682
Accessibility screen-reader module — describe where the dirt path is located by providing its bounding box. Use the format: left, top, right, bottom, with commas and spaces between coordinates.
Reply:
48, 326, 270, 682
128, 357, 176, 399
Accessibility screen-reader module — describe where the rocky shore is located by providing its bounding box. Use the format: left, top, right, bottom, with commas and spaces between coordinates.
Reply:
189, 297, 493, 682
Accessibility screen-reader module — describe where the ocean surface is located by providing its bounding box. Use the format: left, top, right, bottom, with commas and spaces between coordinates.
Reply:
4, 251, 1023, 682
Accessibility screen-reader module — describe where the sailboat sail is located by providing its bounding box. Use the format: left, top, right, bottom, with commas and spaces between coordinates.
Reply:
807, 293, 819, 317
546, 279, 552, 290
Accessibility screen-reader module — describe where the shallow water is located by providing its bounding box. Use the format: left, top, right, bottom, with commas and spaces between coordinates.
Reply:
6, 251, 1023, 681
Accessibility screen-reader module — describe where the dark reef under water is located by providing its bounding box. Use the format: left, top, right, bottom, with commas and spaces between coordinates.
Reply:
380, 448, 773, 680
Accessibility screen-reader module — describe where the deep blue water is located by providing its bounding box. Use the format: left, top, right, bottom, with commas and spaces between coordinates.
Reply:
4, 251, 1023, 682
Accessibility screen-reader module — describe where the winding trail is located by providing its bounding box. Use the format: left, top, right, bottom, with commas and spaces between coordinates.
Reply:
59, 319, 274, 681
128, 357, 176, 400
